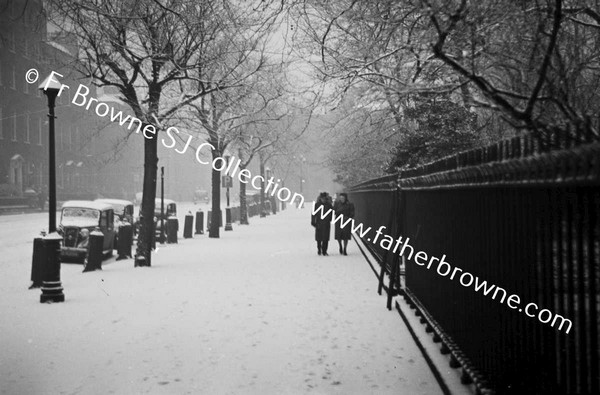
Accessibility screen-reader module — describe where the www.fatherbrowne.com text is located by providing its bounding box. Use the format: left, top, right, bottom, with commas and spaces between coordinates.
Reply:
311, 203, 573, 334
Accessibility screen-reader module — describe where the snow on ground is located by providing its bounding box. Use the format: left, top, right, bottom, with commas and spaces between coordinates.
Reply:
0, 205, 442, 395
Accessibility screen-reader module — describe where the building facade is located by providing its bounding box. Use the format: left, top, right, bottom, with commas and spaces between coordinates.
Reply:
0, 0, 142, 202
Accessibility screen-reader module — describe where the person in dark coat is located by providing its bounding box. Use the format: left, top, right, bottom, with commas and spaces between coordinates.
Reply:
311, 192, 333, 256
334, 193, 355, 255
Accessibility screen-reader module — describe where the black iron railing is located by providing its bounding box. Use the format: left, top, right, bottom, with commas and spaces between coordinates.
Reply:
348, 131, 600, 394
348, 174, 402, 306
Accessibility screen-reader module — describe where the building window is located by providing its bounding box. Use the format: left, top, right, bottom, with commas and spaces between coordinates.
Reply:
25, 115, 30, 144
11, 66, 16, 90
9, 32, 15, 53
38, 118, 42, 145
12, 111, 17, 141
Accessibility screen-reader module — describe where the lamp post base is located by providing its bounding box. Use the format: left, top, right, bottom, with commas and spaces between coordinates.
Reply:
40, 281, 65, 303
40, 232, 64, 303
224, 207, 233, 231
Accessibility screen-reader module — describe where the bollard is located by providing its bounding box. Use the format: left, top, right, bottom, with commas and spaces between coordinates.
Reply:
271, 197, 277, 214
151, 221, 157, 250
167, 216, 178, 243
84, 228, 104, 272
116, 223, 133, 260
30, 235, 45, 289
224, 208, 233, 231
195, 210, 204, 234
40, 232, 65, 303
184, 212, 193, 238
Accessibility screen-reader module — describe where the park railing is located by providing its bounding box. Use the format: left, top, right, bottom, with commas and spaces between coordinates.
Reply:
348, 130, 600, 394
348, 174, 403, 309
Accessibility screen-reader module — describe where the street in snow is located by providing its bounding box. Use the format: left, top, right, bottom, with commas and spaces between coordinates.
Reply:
0, 206, 442, 395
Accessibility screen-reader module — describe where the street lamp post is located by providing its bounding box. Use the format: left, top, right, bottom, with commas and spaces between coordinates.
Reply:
37, 73, 65, 303
39, 75, 61, 232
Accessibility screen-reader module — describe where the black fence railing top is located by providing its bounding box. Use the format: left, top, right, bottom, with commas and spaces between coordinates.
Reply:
347, 173, 398, 193
348, 129, 600, 192
396, 131, 600, 189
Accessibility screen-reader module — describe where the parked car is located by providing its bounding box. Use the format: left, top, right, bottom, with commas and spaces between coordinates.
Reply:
193, 189, 209, 204
58, 200, 116, 263
23, 188, 39, 208
133, 198, 177, 238
153, 198, 177, 237
95, 198, 134, 224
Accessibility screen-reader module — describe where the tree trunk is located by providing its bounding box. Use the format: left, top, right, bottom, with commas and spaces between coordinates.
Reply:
209, 149, 221, 238
135, 132, 158, 267
259, 156, 266, 217
239, 168, 248, 225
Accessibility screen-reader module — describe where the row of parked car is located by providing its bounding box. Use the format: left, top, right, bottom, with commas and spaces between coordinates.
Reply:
58, 198, 177, 263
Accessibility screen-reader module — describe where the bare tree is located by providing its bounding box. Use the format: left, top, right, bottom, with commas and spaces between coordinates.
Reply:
299, 0, 600, 141
46, 0, 283, 263
422, 0, 600, 141
183, 58, 287, 237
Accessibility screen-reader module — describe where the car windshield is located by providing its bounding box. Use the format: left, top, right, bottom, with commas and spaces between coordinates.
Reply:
62, 207, 100, 220
61, 208, 101, 228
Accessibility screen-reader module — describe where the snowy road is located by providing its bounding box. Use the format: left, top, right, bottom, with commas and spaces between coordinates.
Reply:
0, 205, 442, 394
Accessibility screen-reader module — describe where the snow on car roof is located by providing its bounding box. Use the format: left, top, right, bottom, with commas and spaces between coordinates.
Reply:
95, 198, 133, 206
62, 200, 113, 211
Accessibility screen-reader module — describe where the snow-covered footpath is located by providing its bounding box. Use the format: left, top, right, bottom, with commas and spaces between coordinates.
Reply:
0, 206, 442, 395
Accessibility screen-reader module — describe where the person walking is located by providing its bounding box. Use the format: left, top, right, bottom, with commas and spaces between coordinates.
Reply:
38, 185, 47, 211
334, 193, 355, 255
311, 192, 333, 256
